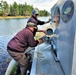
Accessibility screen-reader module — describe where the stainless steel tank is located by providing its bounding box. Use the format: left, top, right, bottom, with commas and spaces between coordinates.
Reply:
51, 0, 76, 75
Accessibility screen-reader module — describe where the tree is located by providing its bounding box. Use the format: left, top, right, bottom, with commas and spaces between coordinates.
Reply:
2, 1, 9, 16
0, 0, 3, 16
18, 4, 26, 16
39, 10, 50, 16
9, 5, 13, 16
18, 4, 22, 16
24, 4, 33, 16
0, 1, 50, 16
11, 2, 19, 16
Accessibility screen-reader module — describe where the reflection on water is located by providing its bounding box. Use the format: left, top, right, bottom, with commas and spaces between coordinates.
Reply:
0, 18, 28, 36
0, 36, 12, 75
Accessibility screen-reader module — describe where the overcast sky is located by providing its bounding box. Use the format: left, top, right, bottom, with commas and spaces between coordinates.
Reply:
4, 0, 58, 12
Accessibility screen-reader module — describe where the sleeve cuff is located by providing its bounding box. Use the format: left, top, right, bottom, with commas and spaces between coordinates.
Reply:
36, 40, 39, 45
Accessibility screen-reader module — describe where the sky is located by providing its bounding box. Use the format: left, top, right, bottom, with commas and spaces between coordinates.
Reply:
3, 0, 58, 12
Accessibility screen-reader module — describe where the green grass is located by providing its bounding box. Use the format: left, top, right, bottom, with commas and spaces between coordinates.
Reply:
10, 64, 17, 75
0, 16, 30, 19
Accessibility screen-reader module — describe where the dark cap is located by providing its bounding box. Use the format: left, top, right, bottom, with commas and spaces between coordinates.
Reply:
32, 9, 39, 15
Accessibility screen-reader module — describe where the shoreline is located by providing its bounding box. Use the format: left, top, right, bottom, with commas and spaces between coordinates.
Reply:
0, 16, 48, 19
0, 16, 30, 19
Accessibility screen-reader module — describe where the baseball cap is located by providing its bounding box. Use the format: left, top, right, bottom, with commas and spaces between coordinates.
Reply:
27, 22, 38, 29
32, 9, 39, 15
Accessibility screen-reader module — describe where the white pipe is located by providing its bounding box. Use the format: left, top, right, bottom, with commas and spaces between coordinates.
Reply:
30, 47, 37, 75
5, 59, 16, 75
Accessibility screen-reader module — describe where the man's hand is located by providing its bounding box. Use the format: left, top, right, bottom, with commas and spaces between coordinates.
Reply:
48, 18, 52, 22
42, 30, 48, 35
38, 38, 44, 44
45, 18, 52, 23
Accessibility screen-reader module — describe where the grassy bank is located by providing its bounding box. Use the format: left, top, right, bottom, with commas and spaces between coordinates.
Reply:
0, 16, 30, 19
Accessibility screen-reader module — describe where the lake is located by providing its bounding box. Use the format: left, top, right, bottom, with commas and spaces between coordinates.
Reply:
0, 16, 51, 75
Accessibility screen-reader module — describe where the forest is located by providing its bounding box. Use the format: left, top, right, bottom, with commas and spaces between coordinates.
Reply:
0, 1, 50, 16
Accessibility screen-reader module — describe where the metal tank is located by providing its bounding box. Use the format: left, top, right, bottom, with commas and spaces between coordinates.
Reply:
51, 0, 76, 75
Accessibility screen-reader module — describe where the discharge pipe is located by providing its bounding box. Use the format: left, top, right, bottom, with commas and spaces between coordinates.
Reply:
5, 59, 16, 75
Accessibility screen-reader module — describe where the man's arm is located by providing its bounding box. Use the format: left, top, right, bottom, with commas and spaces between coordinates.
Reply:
27, 33, 43, 47
37, 18, 52, 25
45, 18, 52, 24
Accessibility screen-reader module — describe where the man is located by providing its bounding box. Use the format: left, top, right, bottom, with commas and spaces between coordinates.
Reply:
7, 22, 43, 75
27, 9, 51, 34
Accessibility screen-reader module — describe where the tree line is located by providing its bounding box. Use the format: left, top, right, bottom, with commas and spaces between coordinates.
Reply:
0, 1, 50, 16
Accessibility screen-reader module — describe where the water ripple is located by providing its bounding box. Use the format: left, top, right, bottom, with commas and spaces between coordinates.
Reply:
0, 36, 12, 75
